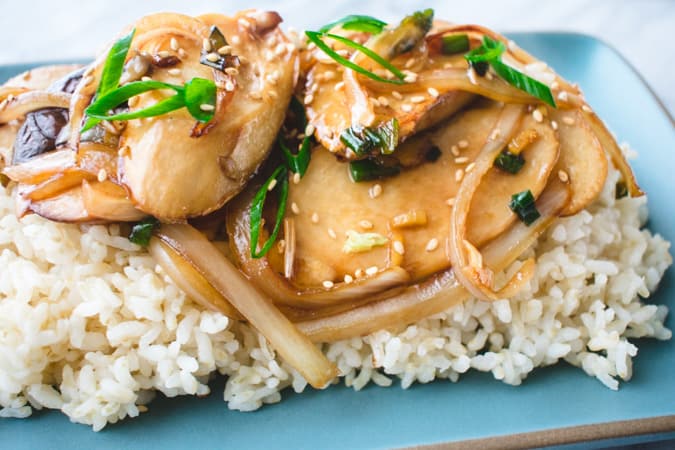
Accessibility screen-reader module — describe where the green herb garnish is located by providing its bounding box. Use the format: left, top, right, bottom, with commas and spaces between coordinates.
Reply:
494, 150, 525, 174
340, 118, 399, 156
319, 15, 388, 34
129, 217, 159, 246
349, 159, 400, 182
250, 166, 289, 258
464, 36, 556, 107
84, 77, 216, 124
280, 135, 311, 177
82, 28, 136, 132
509, 190, 540, 225
441, 34, 470, 54
305, 31, 405, 85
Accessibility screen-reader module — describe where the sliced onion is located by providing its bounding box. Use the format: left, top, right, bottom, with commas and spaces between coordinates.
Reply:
581, 109, 643, 197
296, 181, 569, 342
448, 103, 528, 301
24, 170, 95, 201
3, 149, 76, 184
27, 184, 95, 223
155, 224, 337, 389
148, 237, 242, 319
81, 180, 146, 221
0, 91, 71, 124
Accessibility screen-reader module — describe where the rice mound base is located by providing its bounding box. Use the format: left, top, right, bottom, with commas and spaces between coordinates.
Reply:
0, 163, 671, 430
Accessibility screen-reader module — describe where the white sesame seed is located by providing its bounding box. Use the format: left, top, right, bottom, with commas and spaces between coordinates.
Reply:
410, 95, 426, 104
304, 94, 314, 105
292, 172, 301, 184
141, 76, 152, 82
328, 228, 337, 239
485, 72, 494, 80
558, 169, 569, 183
455, 169, 464, 182
400, 103, 413, 112
355, 268, 363, 278
323, 70, 335, 80
158, 50, 171, 58
322, 280, 334, 289
426, 238, 439, 252
551, 81, 560, 90
206, 52, 220, 62
451, 145, 460, 156
267, 179, 277, 191
405, 58, 416, 69
218, 45, 232, 55
97, 169, 107, 182
334, 81, 345, 91
168, 68, 181, 76
465, 162, 476, 173
311, 212, 319, 223
370, 97, 381, 107
557, 91, 569, 102
225, 81, 235, 91
446, 198, 455, 206
454, 156, 469, 164
231, 35, 241, 45
203, 38, 212, 52
291, 202, 300, 214
582, 105, 592, 113
551, 120, 559, 130
238, 18, 251, 28
458, 140, 469, 149
393, 240, 405, 255
359, 220, 373, 230
365, 266, 378, 276
562, 116, 575, 125
369, 184, 382, 199
178, 48, 187, 58
170, 37, 179, 51
427, 87, 439, 98
392, 90, 403, 100
532, 109, 544, 123
403, 72, 418, 83
343, 274, 354, 284
199, 103, 215, 112
377, 96, 389, 106
305, 124, 316, 136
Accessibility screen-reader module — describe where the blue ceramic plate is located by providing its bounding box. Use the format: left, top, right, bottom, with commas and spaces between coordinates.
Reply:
2, 33, 674, 449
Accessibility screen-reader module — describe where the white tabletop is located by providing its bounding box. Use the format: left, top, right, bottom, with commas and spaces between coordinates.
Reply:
1, 0, 673, 115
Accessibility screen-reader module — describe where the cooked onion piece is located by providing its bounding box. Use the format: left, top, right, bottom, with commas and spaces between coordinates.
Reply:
0, 91, 71, 124
81, 180, 146, 221
2, 64, 83, 91
156, 224, 338, 388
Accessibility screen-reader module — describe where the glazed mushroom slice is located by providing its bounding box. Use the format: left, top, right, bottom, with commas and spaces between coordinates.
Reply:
118, 11, 297, 221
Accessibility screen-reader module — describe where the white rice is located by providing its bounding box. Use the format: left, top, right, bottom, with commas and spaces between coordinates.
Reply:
0, 163, 671, 430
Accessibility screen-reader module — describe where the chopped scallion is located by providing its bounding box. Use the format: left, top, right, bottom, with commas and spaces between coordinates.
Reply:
509, 190, 540, 225
349, 159, 400, 182
441, 34, 469, 54
340, 118, 399, 156
250, 166, 289, 258
494, 150, 525, 174
129, 217, 159, 246
319, 15, 388, 34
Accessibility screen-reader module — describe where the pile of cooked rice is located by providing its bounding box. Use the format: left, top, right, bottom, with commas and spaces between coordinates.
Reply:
0, 161, 671, 430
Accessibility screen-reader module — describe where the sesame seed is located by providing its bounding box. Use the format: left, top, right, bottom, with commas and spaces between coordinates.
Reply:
427, 87, 439, 98
400, 103, 413, 112
355, 268, 363, 278
446, 198, 455, 206
291, 202, 300, 214
231, 35, 241, 45
323, 70, 335, 80
203, 38, 212, 52
141, 76, 152, 82
403, 72, 418, 83
532, 109, 544, 122
369, 184, 382, 199
267, 179, 277, 191
557, 91, 569, 102
582, 105, 592, 113
343, 274, 354, 284
451, 145, 460, 156
218, 45, 232, 55
225, 67, 239, 76
199, 103, 215, 112
558, 170, 569, 183
170, 37, 179, 51
377, 96, 389, 106
405, 58, 416, 69
328, 228, 337, 239
485, 72, 494, 80
392, 90, 403, 100
290, 172, 301, 185
562, 116, 575, 125
458, 140, 469, 149
551, 81, 560, 90
365, 266, 378, 276
370, 97, 381, 107
305, 124, 316, 136
304, 94, 314, 105
206, 52, 220, 62
454, 156, 469, 164
178, 48, 187, 58
238, 18, 251, 28
322, 280, 334, 289
168, 68, 181, 76
311, 212, 319, 223
393, 240, 405, 255
358, 220, 373, 230
97, 169, 107, 182
551, 120, 559, 130
426, 238, 439, 252
465, 162, 476, 173
455, 169, 464, 182
334, 81, 345, 91
157, 50, 171, 58
410, 95, 426, 104
225, 81, 235, 91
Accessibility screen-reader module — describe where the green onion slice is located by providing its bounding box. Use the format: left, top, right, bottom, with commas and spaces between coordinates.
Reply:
509, 189, 540, 225
349, 159, 401, 182
250, 166, 289, 258
280, 135, 311, 177
494, 150, 525, 174
340, 118, 399, 156
129, 216, 159, 246
319, 15, 388, 34
183, 77, 217, 122
305, 31, 405, 85
441, 34, 470, 54
82, 28, 135, 132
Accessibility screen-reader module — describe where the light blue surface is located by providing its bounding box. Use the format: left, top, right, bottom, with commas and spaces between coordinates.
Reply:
0, 33, 673, 449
